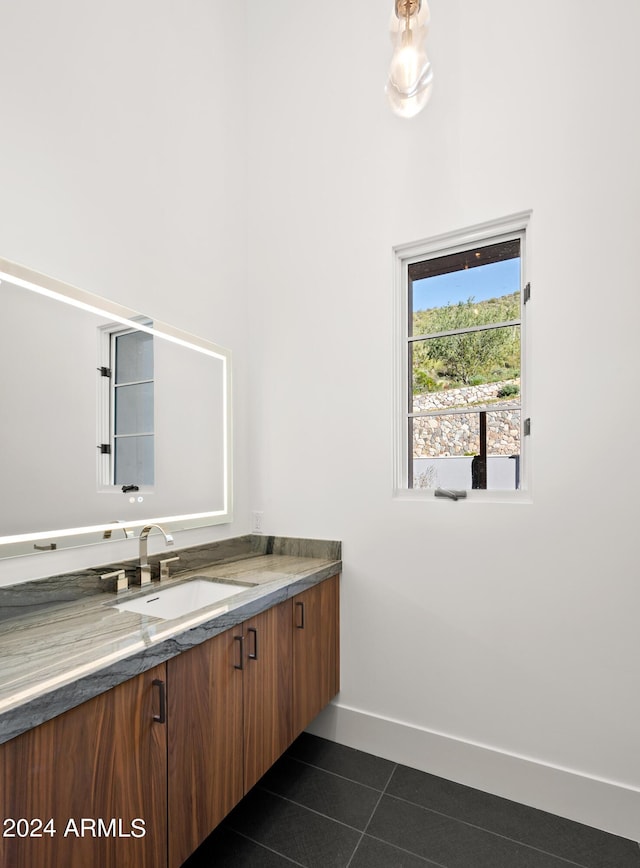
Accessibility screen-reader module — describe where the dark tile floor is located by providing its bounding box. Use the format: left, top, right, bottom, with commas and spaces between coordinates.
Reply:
183, 733, 640, 868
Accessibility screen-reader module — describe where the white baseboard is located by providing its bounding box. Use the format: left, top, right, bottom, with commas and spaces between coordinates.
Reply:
306, 702, 640, 843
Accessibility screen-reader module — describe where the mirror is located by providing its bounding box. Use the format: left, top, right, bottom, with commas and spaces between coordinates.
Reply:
0, 257, 232, 559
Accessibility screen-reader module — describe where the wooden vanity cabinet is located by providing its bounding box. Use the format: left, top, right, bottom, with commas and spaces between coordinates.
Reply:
242, 600, 293, 793
166, 576, 341, 868
0, 662, 168, 868
0, 574, 340, 868
292, 573, 340, 737
167, 626, 244, 868
167, 598, 294, 867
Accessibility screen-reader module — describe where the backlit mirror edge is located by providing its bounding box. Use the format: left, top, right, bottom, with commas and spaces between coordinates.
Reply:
0, 256, 234, 561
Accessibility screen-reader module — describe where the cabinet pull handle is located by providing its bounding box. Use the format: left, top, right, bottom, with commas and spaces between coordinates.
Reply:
234, 635, 244, 670
295, 601, 305, 629
248, 627, 258, 660
152, 679, 166, 724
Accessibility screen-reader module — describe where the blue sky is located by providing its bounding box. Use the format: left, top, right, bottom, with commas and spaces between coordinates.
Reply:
412, 258, 521, 312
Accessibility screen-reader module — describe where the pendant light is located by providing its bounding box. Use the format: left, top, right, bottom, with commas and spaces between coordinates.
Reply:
386, 0, 433, 119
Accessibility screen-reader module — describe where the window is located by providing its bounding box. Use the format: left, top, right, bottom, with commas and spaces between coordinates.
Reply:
394, 213, 530, 496
98, 323, 155, 488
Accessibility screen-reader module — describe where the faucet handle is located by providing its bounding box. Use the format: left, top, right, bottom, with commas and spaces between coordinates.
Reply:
138, 564, 153, 586
159, 556, 180, 582
100, 569, 128, 593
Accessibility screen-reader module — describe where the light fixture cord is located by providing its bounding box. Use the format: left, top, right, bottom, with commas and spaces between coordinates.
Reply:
403, 0, 412, 44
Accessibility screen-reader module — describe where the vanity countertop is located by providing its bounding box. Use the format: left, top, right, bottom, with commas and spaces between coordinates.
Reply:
0, 536, 341, 745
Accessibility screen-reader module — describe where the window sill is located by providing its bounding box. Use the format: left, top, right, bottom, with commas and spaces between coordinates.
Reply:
392, 488, 533, 505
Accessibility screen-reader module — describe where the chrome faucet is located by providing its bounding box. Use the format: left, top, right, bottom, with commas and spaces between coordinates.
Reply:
103, 520, 134, 540
138, 525, 174, 586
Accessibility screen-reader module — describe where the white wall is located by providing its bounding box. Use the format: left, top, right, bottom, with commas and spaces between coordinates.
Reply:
246, 0, 640, 839
0, 0, 251, 581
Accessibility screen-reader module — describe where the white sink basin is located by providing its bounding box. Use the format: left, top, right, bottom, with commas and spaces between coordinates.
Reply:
114, 579, 251, 621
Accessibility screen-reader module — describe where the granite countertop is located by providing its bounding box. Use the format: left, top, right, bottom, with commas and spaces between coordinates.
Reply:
0, 535, 341, 745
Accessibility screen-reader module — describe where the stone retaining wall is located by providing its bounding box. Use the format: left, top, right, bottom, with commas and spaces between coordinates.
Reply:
412, 380, 521, 457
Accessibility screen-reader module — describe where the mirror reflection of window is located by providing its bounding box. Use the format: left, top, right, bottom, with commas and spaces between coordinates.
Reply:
98, 324, 155, 488
0, 255, 232, 553
112, 329, 154, 486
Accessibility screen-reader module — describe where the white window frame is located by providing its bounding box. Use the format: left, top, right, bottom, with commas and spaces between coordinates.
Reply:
392, 211, 532, 503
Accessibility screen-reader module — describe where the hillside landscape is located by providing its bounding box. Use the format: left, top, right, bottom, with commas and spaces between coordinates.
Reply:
412, 291, 521, 394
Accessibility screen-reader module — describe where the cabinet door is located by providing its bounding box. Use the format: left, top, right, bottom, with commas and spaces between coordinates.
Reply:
167, 628, 243, 868
0, 663, 168, 868
292, 575, 340, 738
243, 600, 293, 792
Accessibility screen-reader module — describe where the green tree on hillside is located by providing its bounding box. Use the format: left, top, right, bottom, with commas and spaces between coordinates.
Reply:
412, 293, 520, 389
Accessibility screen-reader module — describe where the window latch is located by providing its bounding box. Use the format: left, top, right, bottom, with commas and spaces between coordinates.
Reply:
434, 488, 467, 501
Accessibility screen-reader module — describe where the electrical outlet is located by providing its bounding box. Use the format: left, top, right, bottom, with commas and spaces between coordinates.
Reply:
251, 511, 264, 533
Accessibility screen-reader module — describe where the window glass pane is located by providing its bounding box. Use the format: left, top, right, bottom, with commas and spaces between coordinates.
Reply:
486, 409, 522, 488
115, 383, 154, 434
485, 409, 521, 457
412, 412, 479, 462
114, 435, 154, 485
115, 330, 153, 383
413, 287, 520, 339
409, 239, 520, 283
411, 325, 520, 413
411, 409, 521, 491
409, 240, 521, 338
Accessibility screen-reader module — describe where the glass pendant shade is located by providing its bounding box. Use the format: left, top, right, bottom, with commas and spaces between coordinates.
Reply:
386, 0, 433, 118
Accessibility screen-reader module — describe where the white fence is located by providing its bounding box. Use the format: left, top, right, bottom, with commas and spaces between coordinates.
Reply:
413, 455, 519, 491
